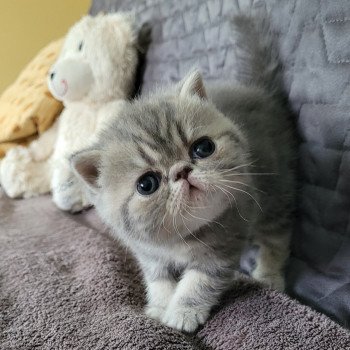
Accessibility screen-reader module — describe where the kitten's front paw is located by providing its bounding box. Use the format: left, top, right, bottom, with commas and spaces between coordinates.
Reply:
253, 271, 285, 291
162, 306, 209, 333
145, 305, 166, 321
52, 182, 90, 213
265, 275, 285, 291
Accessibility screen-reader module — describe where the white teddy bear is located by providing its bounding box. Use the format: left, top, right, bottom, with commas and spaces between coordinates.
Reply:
0, 13, 142, 212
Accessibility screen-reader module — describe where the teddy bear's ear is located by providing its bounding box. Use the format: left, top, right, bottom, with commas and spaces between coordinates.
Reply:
70, 149, 101, 193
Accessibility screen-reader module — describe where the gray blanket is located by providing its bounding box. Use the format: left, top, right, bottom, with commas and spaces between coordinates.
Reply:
90, 0, 350, 326
1, 189, 349, 349
1, 0, 350, 348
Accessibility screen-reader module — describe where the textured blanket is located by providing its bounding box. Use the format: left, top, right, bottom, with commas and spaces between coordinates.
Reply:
1, 0, 350, 348
1, 190, 349, 349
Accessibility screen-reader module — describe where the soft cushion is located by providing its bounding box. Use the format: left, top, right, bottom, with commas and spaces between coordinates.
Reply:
0, 39, 63, 157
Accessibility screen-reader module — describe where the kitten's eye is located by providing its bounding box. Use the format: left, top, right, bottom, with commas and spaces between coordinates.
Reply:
137, 172, 161, 195
78, 41, 83, 51
190, 137, 215, 159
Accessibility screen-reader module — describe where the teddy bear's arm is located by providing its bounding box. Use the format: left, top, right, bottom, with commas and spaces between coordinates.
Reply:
28, 118, 59, 162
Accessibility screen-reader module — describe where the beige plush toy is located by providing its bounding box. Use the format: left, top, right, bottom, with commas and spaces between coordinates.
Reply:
0, 13, 141, 212
0, 39, 64, 158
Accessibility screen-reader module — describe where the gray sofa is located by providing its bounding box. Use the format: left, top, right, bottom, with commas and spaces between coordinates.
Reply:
1, 0, 349, 349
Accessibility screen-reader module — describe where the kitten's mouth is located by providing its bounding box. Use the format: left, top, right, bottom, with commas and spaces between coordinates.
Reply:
182, 175, 205, 200
187, 176, 205, 191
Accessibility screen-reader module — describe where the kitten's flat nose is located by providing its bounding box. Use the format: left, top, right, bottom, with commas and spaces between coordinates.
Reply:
170, 163, 193, 182
176, 166, 192, 181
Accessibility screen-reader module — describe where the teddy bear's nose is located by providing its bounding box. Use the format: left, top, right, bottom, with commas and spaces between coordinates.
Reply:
50, 72, 55, 80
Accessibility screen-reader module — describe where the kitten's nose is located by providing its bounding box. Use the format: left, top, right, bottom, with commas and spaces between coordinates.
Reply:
176, 167, 192, 181
170, 163, 193, 182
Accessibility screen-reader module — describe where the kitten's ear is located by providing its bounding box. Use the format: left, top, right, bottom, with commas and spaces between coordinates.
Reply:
70, 149, 101, 193
177, 70, 207, 100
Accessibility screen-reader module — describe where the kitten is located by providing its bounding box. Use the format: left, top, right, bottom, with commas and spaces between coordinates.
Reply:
71, 15, 296, 332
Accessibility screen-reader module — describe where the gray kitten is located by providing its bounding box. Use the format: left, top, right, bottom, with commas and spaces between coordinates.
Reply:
71, 15, 296, 332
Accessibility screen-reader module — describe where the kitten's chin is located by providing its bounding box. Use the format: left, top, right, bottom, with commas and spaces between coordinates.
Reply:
171, 188, 229, 237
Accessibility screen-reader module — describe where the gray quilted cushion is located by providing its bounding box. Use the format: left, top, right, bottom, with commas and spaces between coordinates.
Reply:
90, 0, 350, 327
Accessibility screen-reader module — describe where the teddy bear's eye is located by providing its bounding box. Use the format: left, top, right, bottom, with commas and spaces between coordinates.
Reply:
78, 41, 83, 51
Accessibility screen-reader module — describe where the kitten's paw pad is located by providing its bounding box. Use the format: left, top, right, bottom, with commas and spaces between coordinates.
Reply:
145, 305, 166, 321
162, 307, 209, 333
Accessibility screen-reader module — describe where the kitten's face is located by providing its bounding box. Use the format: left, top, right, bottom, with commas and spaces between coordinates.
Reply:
72, 72, 250, 244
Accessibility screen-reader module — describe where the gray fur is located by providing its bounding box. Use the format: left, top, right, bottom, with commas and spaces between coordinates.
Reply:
71, 14, 296, 332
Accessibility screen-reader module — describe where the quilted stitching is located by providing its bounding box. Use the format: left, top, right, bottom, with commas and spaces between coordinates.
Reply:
90, 0, 350, 326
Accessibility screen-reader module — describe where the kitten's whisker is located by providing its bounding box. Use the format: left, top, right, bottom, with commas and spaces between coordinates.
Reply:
211, 157, 227, 173
182, 206, 215, 231
163, 219, 172, 235
205, 167, 276, 178
172, 214, 193, 257
119, 221, 134, 264
180, 212, 213, 251
210, 182, 234, 210
183, 202, 210, 210
220, 183, 263, 213
211, 162, 256, 175
157, 210, 168, 237
207, 183, 216, 201
213, 184, 249, 222
229, 172, 276, 176
207, 183, 218, 203
218, 179, 266, 194
209, 183, 218, 194
182, 206, 225, 229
